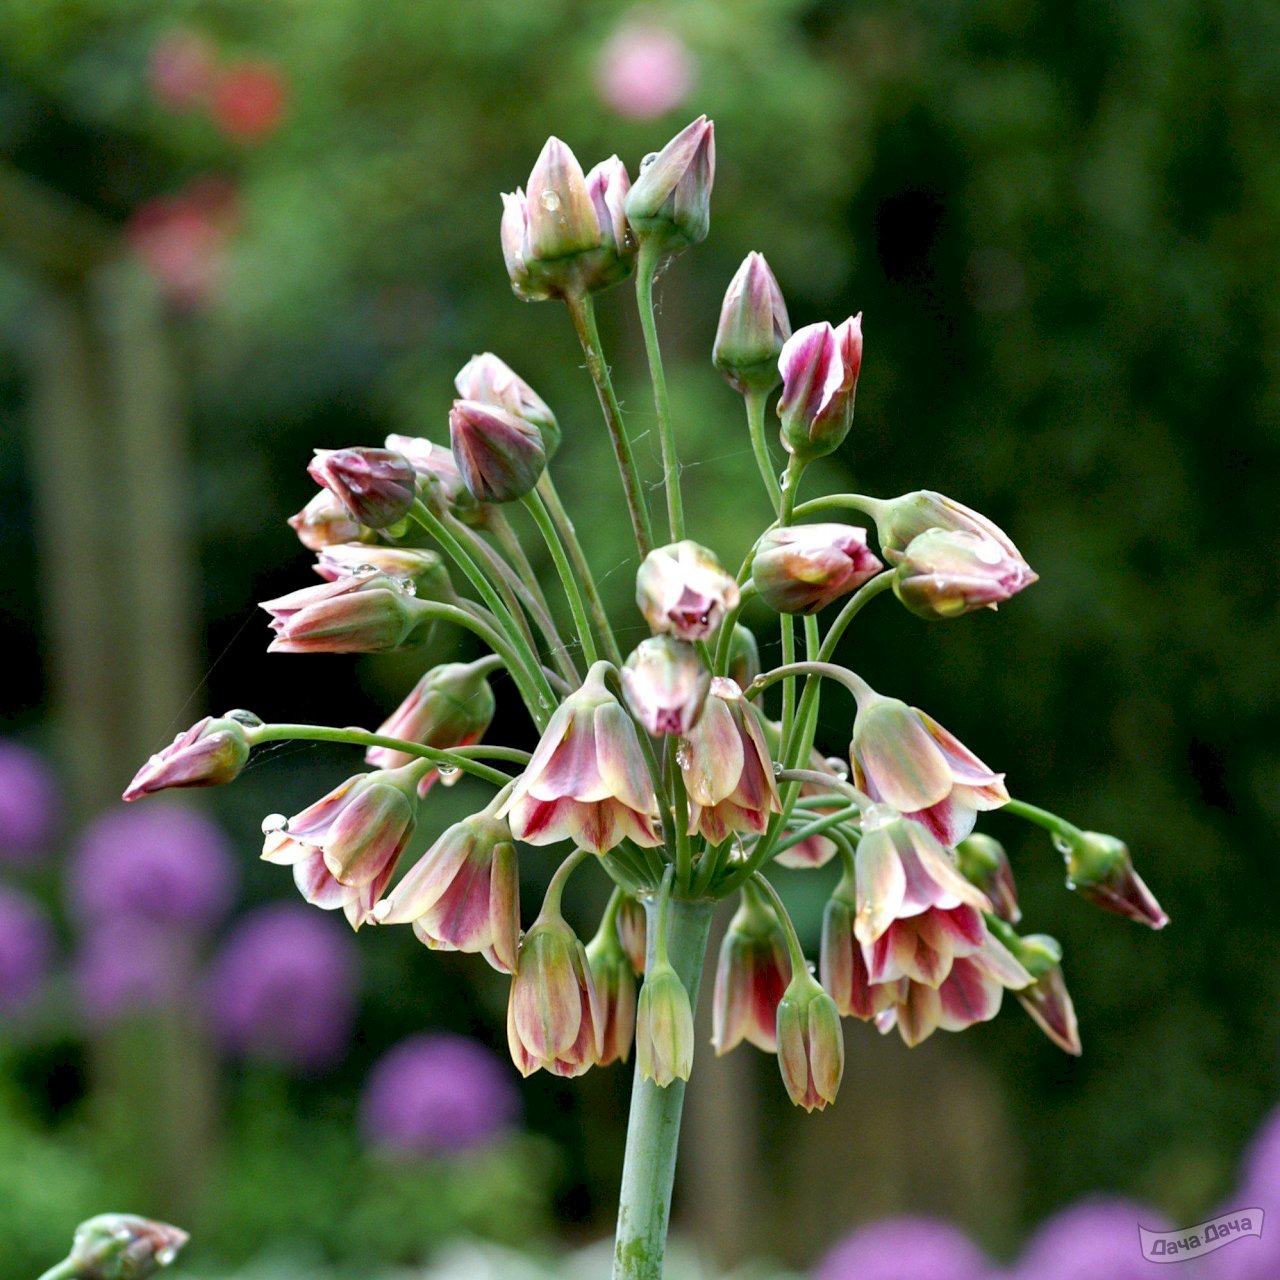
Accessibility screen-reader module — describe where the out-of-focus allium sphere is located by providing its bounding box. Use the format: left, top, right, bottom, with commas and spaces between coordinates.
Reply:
0, 740, 59, 864
1012, 1198, 1180, 1280
74, 919, 194, 1025
816, 1217, 996, 1280
596, 17, 695, 121
1209, 1107, 1280, 1279
211, 59, 288, 142
148, 29, 217, 110
1237, 1104, 1280, 1199
70, 805, 237, 931
0, 886, 54, 1014
208, 903, 358, 1071
360, 1033, 519, 1158
128, 179, 238, 308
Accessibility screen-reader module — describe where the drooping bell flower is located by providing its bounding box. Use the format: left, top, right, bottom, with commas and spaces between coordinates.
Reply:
586, 912, 638, 1066
636, 540, 740, 642
261, 570, 428, 654
776, 972, 844, 1111
777, 316, 862, 461
287, 489, 369, 550
850, 687, 1009, 847
680, 678, 781, 844
713, 252, 791, 394
313, 544, 455, 603
1055, 829, 1168, 929
449, 399, 546, 504
821, 875, 894, 1022
385, 432, 489, 528
455, 352, 561, 458
621, 635, 710, 736
123, 713, 253, 801
892, 528, 1038, 619
624, 115, 715, 255
499, 663, 662, 854
262, 764, 418, 929
374, 814, 520, 973
635, 960, 695, 1086
712, 884, 791, 1054
752, 523, 882, 615
307, 446, 417, 530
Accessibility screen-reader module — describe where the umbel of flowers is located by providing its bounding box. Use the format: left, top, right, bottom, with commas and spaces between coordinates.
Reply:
124, 117, 1166, 1280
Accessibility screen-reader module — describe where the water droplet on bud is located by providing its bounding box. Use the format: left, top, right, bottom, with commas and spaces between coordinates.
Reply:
261, 813, 290, 835
975, 538, 1004, 565
226, 708, 263, 726
157, 1246, 178, 1265
353, 563, 379, 575
398, 576, 417, 595
540, 190, 561, 211
1053, 834, 1073, 859
806, 961, 817, 975
639, 151, 659, 172
675, 741, 691, 770
859, 803, 898, 833
823, 755, 850, 780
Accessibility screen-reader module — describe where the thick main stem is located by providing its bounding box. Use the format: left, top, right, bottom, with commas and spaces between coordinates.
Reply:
613, 894, 714, 1280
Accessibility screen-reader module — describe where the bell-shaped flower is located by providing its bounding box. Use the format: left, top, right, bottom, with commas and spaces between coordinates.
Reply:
636, 540, 740, 642
776, 972, 844, 1111
499, 663, 662, 854
260, 570, 429, 654
636, 961, 695, 1086
586, 915, 638, 1066
821, 881, 896, 1022
752, 523, 882, 615
713, 252, 791, 394
313, 544, 456, 603
123, 713, 252, 801
287, 489, 369, 551
777, 316, 862, 461
307, 446, 416, 530
621, 636, 710, 736
850, 689, 1009, 847
374, 814, 519, 973
624, 115, 715, 255
449, 399, 546, 504
262, 765, 418, 929
506, 914, 602, 1078
385, 432, 489, 527
712, 885, 792, 1054
455, 352, 561, 457
892, 528, 1038, 619
680, 678, 781, 844
1057, 829, 1168, 929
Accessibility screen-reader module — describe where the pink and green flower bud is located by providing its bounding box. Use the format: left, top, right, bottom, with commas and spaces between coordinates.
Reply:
680, 677, 781, 844
314, 543, 456, 603
821, 875, 895, 1021
752, 523, 882, 615
506, 914, 602, 1078
776, 973, 844, 1112
308, 446, 417, 530
850, 690, 1009, 847
624, 115, 715, 256
260, 570, 428, 654
713, 252, 791, 394
65, 1213, 188, 1278
287, 489, 371, 551
636, 540, 740, 641
1058, 829, 1168, 929
892, 528, 1038, 620
621, 635, 710, 736
727, 623, 760, 693
365, 659, 496, 780
712, 885, 792, 1054
986, 919, 1081, 1055
616, 894, 647, 975
499, 663, 662, 854
123, 713, 251, 801
455, 352, 561, 458
582, 155, 638, 293
586, 917, 638, 1066
635, 960, 695, 1086
449, 399, 546, 504
777, 316, 862, 461
385, 432, 490, 528
956, 833, 1021, 924
870, 489, 1026, 563
261, 763, 418, 930
375, 814, 519, 973
526, 136, 603, 265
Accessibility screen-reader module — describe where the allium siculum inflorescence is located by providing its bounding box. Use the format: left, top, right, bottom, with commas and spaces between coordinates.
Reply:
121, 112, 1165, 1277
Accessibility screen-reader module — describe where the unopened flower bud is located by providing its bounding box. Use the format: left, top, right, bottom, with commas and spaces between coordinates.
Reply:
776, 973, 844, 1111
624, 115, 715, 256
287, 489, 371, 551
260, 570, 427, 654
386, 433, 490, 528
752, 524, 882, 615
586, 915, 638, 1066
66, 1212, 188, 1278
985, 919, 1081, 1055
870, 489, 1026, 564
622, 636, 710, 736
777, 316, 862, 461
636, 540, 740, 641
820, 875, 890, 1021
449, 399, 546, 504
314, 544, 456, 603
956, 833, 1021, 924
712, 885, 792, 1054
455, 353, 561, 458
713, 252, 791, 393
123, 714, 252, 801
1057, 829, 1168, 929
526, 136, 603, 264
636, 960, 695, 1086
727, 624, 760, 692
583, 155, 638, 293
893, 528, 1038, 619
308, 446, 416, 529
616, 894, 647, 975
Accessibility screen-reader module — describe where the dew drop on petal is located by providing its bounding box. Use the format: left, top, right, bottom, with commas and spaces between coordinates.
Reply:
436, 764, 458, 778
398, 577, 417, 595
859, 803, 898, 833
353, 563, 379, 575
540, 190, 561, 211
157, 1246, 178, 1265
261, 813, 290, 835
975, 538, 1004, 565
823, 756, 849, 780
772, 760, 785, 777
675, 740, 691, 770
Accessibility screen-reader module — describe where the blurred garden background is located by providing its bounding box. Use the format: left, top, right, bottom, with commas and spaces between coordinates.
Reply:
1, 0, 1278, 1276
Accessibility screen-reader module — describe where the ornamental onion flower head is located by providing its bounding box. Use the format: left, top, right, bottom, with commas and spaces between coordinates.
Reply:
449, 399, 547, 504
1056, 829, 1168, 929
1010, 1198, 1175, 1280
712, 884, 791, 1055
74, 918, 193, 1025
892, 527, 1038, 619
596, 18, 694, 121
624, 115, 715, 256
636, 539, 740, 642
0, 740, 59, 863
307, 446, 417, 530
776, 972, 844, 1111
621, 635, 710, 736
261, 569, 428, 654
122, 713, 252, 801
636, 960, 695, 1086
713, 252, 791, 394
0, 886, 53, 1015
777, 316, 862, 461
455, 352, 561, 458
752, 523, 882, 615
816, 1217, 996, 1280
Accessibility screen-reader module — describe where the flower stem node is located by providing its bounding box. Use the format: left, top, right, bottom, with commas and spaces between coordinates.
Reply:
636, 960, 695, 1086
892, 528, 1038, 619
713, 252, 791, 394
122, 714, 251, 801
624, 115, 715, 258
449, 399, 547, 504
956, 833, 1021, 924
752, 523, 882, 615
636, 540, 740, 642
776, 973, 844, 1111
307, 446, 417, 530
1057, 829, 1169, 929
65, 1213, 188, 1278
777, 316, 862, 461
712, 884, 792, 1055
622, 636, 711, 736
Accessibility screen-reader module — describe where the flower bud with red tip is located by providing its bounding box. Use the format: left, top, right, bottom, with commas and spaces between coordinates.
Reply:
956, 832, 1021, 924
621, 636, 710, 736
624, 115, 715, 256
308, 447, 416, 530
1058, 829, 1168, 929
893, 528, 1038, 619
712, 884, 792, 1054
713, 252, 791, 394
449, 400, 546, 504
776, 972, 844, 1111
586, 911, 638, 1066
777, 316, 862, 461
752, 523, 882, 615
583, 155, 638, 292
636, 540, 740, 642
123, 714, 252, 801
261, 571, 428, 654
66, 1212, 189, 1279
636, 960, 695, 1086
986, 919, 1081, 1055
455, 353, 561, 458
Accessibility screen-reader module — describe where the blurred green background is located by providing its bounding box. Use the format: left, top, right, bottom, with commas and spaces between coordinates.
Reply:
1, 0, 1277, 1275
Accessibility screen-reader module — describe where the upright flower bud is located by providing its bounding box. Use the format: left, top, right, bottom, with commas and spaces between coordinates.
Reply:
449, 399, 546, 504
636, 540, 740, 641
64, 1213, 188, 1279
712, 885, 792, 1054
713, 252, 791, 393
1057, 829, 1168, 929
752, 524, 882, 615
526, 136, 603, 263
583, 155, 638, 292
288, 489, 371, 551
455, 352, 561, 458
892, 528, 1038, 619
869, 489, 1026, 563
308, 446, 417, 529
123, 713, 253, 801
727, 623, 760, 692
621, 636, 710, 736
261, 570, 428, 654
314, 544, 456, 603
635, 960, 695, 1086
777, 316, 862, 461
986, 920, 1081, 1056
507, 914, 602, 1078
624, 115, 715, 256
586, 913, 638, 1066
375, 815, 520, 973
386, 433, 489, 528
616, 894, 647, 975
776, 973, 844, 1112
956, 833, 1021, 924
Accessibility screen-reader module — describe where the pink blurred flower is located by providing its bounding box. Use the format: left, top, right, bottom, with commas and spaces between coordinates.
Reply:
148, 30, 217, 110
817, 1217, 996, 1280
211, 59, 288, 143
0, 886, 54, 1015
597, 17, 695, 121
128, 178, 238, 307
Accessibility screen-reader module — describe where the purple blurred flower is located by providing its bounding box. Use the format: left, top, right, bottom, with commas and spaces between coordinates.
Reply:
1206, 1107, 1280, 1279
70, 805, 236, 930
0, 741, 59, 864
816, 1217, 995, 1280
1012, 1198, 1189, 1279
1237, 1104, 1280, 1200
75, 918, 194, 1025
208, 903, 357, 1071
0, 886, 54, 1014
596, 16, 695, 121
360, 1033, 519, 1158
